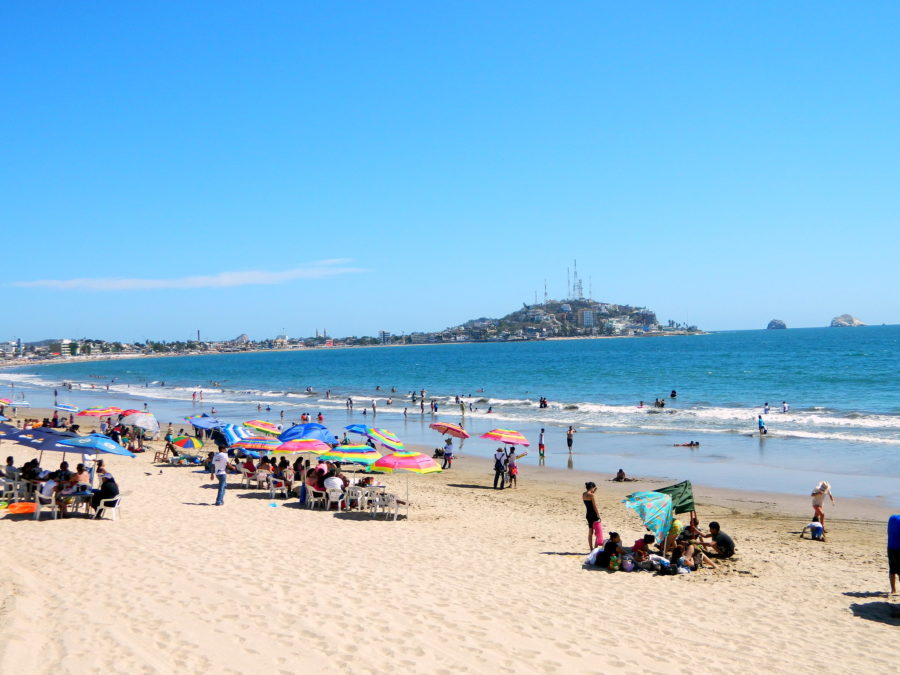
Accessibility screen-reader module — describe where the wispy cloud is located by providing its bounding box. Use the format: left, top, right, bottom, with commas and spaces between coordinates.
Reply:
13, 259, 364, 291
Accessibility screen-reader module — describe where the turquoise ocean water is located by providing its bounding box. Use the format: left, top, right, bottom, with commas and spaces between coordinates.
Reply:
4, 326, 900, 503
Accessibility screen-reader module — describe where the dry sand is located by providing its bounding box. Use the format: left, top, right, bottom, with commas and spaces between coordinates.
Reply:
1, 409, 898, 674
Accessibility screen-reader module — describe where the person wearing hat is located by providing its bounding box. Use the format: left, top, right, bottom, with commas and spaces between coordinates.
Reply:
811, 481, 835, 533
90, 473, 119, 511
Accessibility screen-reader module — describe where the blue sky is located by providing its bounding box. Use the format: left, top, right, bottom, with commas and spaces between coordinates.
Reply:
3, 2, 899, 341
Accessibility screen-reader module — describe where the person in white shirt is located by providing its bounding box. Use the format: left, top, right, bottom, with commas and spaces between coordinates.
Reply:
212, 450, 230, 506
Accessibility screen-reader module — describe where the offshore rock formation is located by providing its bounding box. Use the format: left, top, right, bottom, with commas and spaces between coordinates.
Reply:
766, 319, 787, 330
830, 314, 866, 327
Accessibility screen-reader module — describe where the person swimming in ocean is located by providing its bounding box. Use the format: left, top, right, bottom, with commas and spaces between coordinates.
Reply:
674, 441, 700, 447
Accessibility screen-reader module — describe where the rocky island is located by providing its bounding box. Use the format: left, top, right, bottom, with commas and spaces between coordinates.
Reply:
830, 314, 866, 327
767, 319, 787, 330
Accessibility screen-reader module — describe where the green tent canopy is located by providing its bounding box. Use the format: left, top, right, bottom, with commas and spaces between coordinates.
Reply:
654, 480, 695, 514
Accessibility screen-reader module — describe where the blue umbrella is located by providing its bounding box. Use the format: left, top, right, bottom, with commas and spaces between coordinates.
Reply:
57, 434, 136, 457
622, 491, 674, 549
344, 424, 369, 436
0, 415, 8, 422
189, 417, 224, 430
279, 423, 337, 444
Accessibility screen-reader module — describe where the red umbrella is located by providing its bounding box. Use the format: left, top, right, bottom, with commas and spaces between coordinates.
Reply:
429, 422, 471, 439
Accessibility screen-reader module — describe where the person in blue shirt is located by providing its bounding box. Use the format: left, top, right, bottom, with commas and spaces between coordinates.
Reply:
888, 514, 900, 595
758, 415, 767, 435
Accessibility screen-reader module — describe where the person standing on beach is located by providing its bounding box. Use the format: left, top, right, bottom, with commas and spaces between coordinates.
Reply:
442, 438, 454, 469
212, 448, 230, 506
538, 428, 545, 465
583, 482, 603, 551
782, 401, 789, 413
566, 426, 576, 452
492, 447, 507, 489
888, 514, 899, 595
757, 415, 767, 435
811, 481, 835, 532
764, 402, 770, 414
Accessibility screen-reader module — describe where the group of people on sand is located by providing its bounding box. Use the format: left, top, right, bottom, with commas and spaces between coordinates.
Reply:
4, 455, 119, 517
582, 481, 734, 574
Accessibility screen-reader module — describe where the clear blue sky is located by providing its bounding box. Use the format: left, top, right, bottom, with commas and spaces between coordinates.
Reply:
3, 2, 899, 341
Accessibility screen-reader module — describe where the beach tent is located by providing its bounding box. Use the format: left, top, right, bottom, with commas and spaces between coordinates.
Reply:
653, 480, 696, 515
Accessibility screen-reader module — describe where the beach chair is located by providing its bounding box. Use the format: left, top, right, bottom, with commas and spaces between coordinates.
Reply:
0, 479, 17, 502
379, 493, 402, 521
325, 488, 344, 511
94, 496, 121, 521
306, 487, 326, 510
345, 486, 363, 510
268, 476, 287, 500
34, 491, 61, 521
153, 447, 170, 463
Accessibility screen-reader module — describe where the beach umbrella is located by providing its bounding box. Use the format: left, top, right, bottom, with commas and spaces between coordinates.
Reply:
480, 428, 530, 446
78, 406, 123, 417
344, 424, 369, 436
0, 398, 11, 405
371, 451, 441, 475
366, 428, 404, 452
622, 491, 674, 551
429, 422, 471, 439
57, 434, 136, 458
243, 419, 280, 436
317, 444, 382, 466
119, 412, 159, 432
0, 415, 8, 422
274, 438, 332, 455
220, 423, 254, 446
188, 416, 224, 430
54, 403, 80, 413
371, 451, 441, 517
232, 436, 281, 452
172, 435, 204, 450
120, 409, 141, 416
279, 423, 337, 444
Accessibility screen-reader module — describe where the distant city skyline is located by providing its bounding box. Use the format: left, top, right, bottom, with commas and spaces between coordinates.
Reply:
4, 3, 899, 341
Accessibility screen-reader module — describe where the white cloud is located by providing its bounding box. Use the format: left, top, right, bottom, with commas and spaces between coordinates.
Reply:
13, 259, 364, 291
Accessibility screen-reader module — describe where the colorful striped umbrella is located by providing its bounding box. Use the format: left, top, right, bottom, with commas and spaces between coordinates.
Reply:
232, 436, 282, 452
243, 419, 280, 436
78, 406, 123, 417
366, 427, 404, 452
220, 423, 254, 446
0, 398, 11, 405
371, 451, 441, 474
274, 438, 332, 455
172, 435, 203, 450
55, 403, 80, 413
480, 428, 530, 446
121, 409, 141, 416
429, 422, 471, 439
317, 444, 382, 466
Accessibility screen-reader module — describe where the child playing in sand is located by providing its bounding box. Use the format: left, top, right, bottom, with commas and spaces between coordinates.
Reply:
801, 515, 826, 541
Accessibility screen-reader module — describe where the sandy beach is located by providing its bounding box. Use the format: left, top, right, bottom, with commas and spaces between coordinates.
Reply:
1, 408, 898, 674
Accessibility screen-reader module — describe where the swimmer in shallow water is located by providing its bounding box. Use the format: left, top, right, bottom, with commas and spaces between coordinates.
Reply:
674, 441, 700, 447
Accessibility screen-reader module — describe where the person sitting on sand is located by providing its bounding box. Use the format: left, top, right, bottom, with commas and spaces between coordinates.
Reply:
631, 533, 656, 562
593, 532, 624, 569
801, 515, 826, 542
701, 521, 735, 558
678, 535, 717, 569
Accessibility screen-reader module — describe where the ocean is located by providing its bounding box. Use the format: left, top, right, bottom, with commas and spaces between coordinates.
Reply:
4, 326, 900, 503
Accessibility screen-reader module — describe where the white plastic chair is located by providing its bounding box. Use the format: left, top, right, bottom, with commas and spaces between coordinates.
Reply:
268, 477, 286, 500
325, 488, 344, 511
345, 486, 363, 510
0, 479, 17, 502
94, 496, 121, 521
306, 487, 326, 510
34, 491, 60, 521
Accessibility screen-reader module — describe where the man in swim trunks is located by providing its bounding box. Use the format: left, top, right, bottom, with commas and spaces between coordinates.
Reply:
538, 428, 545, 463
566, 426, 576, 451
